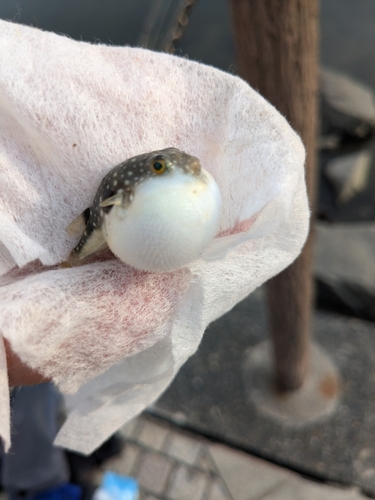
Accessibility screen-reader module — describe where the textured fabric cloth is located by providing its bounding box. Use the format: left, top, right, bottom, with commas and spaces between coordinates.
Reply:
0, 20, 309, 454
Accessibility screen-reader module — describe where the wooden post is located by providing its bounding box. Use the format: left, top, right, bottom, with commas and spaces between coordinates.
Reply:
229, 0, 319, 390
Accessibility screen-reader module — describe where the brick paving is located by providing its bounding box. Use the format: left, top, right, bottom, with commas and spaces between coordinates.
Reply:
95, 414, 368, 500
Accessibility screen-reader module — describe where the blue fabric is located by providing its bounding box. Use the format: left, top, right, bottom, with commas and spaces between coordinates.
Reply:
34, 483, 82, 500
2, 384, 70, 492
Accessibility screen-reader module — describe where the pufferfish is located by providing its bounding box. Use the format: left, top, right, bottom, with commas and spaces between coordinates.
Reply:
67, 147, 222, 272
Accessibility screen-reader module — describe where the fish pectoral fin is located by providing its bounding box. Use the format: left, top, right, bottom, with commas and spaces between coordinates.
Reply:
100, 190, 134, 208
68, 229, 108, 264
66, 207, 91, 237
99, 192, 125, 208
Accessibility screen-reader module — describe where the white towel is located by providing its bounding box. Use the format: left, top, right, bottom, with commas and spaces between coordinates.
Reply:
0, 20, 309, 454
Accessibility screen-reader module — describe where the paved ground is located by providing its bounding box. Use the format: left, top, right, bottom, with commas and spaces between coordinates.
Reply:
92, 413, 367, 500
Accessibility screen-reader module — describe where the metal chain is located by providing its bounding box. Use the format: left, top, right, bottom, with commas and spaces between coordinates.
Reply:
162, 0, 200, 54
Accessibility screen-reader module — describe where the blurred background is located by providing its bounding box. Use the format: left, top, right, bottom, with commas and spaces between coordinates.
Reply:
1, 1, 375, 499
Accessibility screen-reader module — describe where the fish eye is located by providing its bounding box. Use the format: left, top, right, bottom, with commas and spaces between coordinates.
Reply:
150, 157, 168, 175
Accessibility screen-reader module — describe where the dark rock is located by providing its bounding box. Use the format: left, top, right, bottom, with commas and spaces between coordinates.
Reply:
324, 150, 372, 203
321, 68, 375, 144
315, 222, 375, 292
317, 138, 375, 223
316, 277, 375, 323
314, 222, 375, 321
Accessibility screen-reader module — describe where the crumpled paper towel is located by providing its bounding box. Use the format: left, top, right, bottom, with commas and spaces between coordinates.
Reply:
0, 20, 309, 454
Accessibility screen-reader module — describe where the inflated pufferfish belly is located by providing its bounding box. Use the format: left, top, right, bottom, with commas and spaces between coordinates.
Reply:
68, 148, 222, 272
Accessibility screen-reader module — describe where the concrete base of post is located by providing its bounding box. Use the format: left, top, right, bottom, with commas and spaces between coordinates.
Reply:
243, 341, 341, 426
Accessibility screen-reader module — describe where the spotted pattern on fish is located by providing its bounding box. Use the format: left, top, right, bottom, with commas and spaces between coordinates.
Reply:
68, 147, 201, 262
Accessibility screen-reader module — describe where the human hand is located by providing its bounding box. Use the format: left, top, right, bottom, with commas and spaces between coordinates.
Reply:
4, 338, 51, 387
